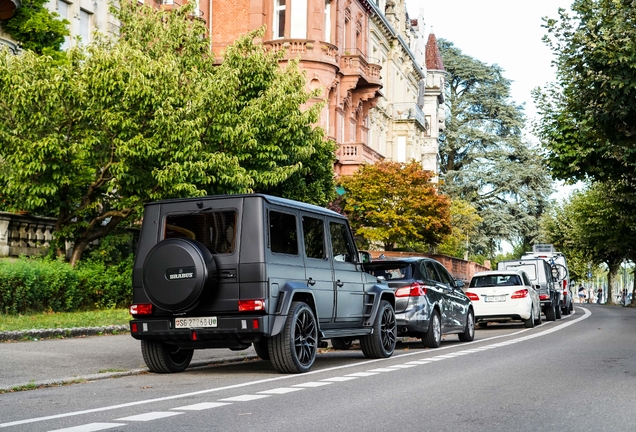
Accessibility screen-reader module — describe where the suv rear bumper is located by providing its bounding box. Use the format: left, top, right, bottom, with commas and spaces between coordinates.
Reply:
130, 316, 270, 349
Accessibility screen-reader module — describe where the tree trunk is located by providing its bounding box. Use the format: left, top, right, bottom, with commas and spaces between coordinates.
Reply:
69, 239, 91, 268
606, 262, 621, 305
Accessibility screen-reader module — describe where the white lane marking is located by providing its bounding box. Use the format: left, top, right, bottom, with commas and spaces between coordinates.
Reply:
116, 411, 182, 421
405, 361, 431, 365
292, 382, 332, 388
388, 364, 416, 369
219, 395, 271, 402
3, 307, 591, 429
345, 372, 378, 377
367, 368, 399, 372
320, 376, 358, 382
258, 388, 304, 395
48, 424, 126, 432
171, 403, 231, 411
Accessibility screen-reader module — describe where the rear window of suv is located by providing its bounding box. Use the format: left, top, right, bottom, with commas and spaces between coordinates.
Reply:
165, 210, 237, 254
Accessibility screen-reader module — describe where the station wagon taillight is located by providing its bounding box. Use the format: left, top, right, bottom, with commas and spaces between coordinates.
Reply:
511, 289, 529, 299
238, 299, 265, 312
129, 303, 153, 315
395, 283, 427, 297
539, 294, 550, 300
466, 292, 479, 301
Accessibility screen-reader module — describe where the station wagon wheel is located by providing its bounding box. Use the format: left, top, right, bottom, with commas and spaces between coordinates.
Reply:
524, 306, 535, 328
422, 310, 442, 348
458, 308, 475, 342
270, 301, 317, 373
141, 340, 193, 373
361, 300, 396, 358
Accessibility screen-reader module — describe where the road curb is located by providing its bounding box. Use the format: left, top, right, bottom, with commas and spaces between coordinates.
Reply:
0, 325, 130, 342
0, 355, 260, 393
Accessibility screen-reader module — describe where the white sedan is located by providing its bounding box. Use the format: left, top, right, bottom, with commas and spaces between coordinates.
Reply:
466, 270, 541, 328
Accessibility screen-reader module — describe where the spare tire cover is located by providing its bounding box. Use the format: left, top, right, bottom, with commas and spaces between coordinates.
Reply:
142, 238, 216, 312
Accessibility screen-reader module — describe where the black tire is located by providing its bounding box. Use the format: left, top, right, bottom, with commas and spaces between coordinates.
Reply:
524, 306, 535, 328
269, 301, 318, 373
545, 301, 557, 321
422, 310, 442, 348
361, 300, 396, 358
331, 337, 353, 350
458, 309, 475, 342
555, 301, 562, 319
536, 307, 542, 324
253, 339, 270, 360
562, 304, 571, 315
569, 301, 574, 312
141, 340, 193, 373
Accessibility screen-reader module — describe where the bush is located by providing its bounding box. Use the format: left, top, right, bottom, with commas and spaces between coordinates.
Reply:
0, 255, 133, 314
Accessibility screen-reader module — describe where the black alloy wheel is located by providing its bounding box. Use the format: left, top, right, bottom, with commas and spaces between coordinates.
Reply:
270, 301, 318, 373
361, 300, 397, 358
141, 339, 194, 373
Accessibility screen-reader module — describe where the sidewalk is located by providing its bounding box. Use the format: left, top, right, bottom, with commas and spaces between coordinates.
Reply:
0, 331, 257, 392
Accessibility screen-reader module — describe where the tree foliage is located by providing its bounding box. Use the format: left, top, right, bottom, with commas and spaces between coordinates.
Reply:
0, 0, 69, 57
535, 0, 636, 186
438, 39, 553, 256
0, 2, 334, 266
540, 184, 636, 304
436, 199, 482, 259
336, 160, 451, 251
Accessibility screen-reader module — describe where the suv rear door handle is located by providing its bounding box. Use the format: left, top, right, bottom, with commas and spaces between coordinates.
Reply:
336, 280, 344, 287
220, 271, 236, 279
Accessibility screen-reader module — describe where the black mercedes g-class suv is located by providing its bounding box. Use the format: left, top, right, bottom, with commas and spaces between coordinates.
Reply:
129, 194, 397, 374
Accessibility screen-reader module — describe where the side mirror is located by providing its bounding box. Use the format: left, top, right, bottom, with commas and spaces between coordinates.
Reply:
534, 285, 541, 290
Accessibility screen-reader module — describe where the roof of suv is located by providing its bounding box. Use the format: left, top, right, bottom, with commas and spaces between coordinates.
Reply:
144, 193, 345, 218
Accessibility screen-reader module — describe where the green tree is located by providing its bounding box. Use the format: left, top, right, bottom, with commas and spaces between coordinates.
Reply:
535, 0, 636, 186
337, 160, 451, 251
0, 0, 69, 57
0, 2, 333, 266
439, 39, 553, 257
541, 184, 636, 305
436, 199, 482, 259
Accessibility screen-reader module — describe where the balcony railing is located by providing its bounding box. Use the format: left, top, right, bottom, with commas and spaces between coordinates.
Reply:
336, 142, 384, 165
341, 48, 382, 86
0, 212, 57, 257
158, 0, 204, 18
392, 102, 428, 131
263, 39, 339, 67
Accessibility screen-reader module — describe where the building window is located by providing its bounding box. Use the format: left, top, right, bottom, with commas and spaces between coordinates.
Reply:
273, 0, 286, 39
79, 9, 92, 44
57, 0, 71, 50
324, 0, 331, 43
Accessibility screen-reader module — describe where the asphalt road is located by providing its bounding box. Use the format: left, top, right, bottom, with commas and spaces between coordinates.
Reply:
2, 304, 635, 432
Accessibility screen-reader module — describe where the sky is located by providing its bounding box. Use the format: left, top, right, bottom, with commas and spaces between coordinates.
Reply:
405, 0, 574, 122
404, 0, 580, 200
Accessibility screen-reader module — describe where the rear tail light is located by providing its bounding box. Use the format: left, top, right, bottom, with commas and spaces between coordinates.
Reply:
238, 299, 265, 312
129, 303, 153, 315
511, 289, 529, 299
563, 280, 568, 289
466, 292, 479, 301
395, 283, 428, 297
539, 294, 550, 300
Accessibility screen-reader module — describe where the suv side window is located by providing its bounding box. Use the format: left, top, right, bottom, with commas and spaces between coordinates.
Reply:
329, 221, 355, 263
269, 210, 299, 255
302, 216, 326, 259
423, 260, 439, 283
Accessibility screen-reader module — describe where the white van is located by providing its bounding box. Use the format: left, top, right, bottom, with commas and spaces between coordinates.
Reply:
521, 244, 572, 315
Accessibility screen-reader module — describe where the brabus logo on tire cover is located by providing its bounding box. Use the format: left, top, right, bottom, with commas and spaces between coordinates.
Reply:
166, 267, 196, 280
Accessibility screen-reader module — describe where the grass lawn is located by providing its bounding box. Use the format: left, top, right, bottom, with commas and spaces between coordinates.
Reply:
0, 309, 130, 332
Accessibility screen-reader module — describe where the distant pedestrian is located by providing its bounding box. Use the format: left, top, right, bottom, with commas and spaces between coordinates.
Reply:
578, 285, 586, 304
597, 287, 603, 304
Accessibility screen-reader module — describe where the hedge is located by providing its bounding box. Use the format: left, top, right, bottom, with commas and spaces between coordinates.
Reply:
0, 257, 132, 314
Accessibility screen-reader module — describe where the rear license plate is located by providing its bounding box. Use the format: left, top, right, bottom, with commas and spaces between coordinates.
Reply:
175, 317, 218, 328
485, 296, 506, 302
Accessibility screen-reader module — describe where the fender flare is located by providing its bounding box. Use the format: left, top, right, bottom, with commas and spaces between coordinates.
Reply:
270, 282, 318, 337
362, 284, 395, 327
